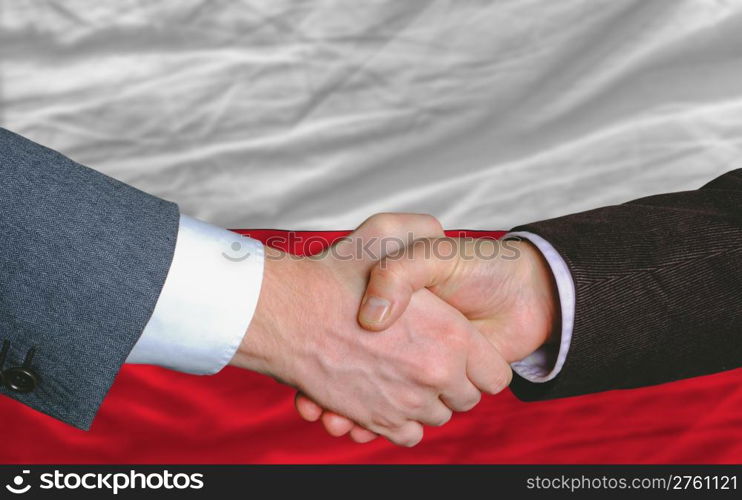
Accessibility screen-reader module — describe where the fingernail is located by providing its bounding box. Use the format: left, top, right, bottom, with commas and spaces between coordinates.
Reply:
361, 296, 391, 324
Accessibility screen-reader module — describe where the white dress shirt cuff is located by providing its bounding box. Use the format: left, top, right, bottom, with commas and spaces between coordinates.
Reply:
126, 214, 265, 374
506, 231, 575, 383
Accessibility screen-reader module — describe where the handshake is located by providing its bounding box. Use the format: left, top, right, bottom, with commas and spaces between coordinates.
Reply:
230, 214, 559, 447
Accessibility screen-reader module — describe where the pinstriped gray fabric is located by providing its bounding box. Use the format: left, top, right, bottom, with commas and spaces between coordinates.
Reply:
511, 169, 742, 401
0, 128, 179, 429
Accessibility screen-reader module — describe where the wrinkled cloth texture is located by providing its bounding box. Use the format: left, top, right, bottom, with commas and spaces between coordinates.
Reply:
1, 1, 741, 463
2, 1, 738, 229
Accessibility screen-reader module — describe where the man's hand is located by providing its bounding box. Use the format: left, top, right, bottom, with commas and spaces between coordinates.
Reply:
230, 216, 512, 447
296, 236, 559, 442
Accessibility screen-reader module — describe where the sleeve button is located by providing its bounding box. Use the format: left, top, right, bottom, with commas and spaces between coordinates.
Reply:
4, 367, 39, 393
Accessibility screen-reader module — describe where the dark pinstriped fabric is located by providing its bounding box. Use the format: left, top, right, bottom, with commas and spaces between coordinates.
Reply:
511, 170, 742, 401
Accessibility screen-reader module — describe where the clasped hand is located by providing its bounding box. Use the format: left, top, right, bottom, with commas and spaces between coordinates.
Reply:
230, 214, 558, 447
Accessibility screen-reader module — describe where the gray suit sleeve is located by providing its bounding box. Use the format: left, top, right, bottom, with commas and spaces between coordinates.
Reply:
0, 128, 179, 429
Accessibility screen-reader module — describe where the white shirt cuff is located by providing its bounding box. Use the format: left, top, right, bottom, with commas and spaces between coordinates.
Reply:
126, 214, 265, 374
506, 231, 575, 383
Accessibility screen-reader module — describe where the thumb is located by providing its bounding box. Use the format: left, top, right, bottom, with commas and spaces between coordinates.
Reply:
358, 238, 460, 331
333, 213, 444, 264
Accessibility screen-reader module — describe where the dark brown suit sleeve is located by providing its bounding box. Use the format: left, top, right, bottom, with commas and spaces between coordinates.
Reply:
509, 169, 742, 401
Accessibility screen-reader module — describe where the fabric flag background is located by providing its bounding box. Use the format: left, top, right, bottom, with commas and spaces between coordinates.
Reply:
1, 230, 741, 464
2, 1, 742, 463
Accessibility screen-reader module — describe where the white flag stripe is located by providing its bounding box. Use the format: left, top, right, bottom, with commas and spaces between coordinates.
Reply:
2, 1, 735, 229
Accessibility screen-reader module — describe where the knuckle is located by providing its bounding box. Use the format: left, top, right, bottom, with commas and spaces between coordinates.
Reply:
431, 410, 453, 427
459, 391, 482, 412
426, 214, 445, 235
500, 367, 514, 391
369, 263, 402, 285
368, 213, 402, 234
485, 367, 513, 395
369, 412, 398, 430
400, 392, 428, 413
446, 326, 470, 350
413, 214, 444, 237
422, 363, 454, 388
393, 428, 423, 448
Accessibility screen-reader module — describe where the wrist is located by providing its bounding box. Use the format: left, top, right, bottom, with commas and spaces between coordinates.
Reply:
229, 247, 303, 380
515, 240, 560, 348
